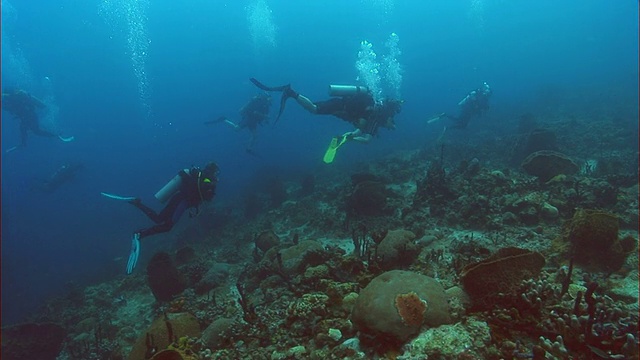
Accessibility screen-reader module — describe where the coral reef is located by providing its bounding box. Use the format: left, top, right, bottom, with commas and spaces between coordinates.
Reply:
22, 108, 639, 360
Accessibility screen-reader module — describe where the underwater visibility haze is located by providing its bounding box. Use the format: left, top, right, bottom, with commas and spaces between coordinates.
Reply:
1, 1, 638, 359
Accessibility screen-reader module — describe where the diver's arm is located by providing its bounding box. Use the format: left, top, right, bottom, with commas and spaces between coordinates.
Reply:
343, 128, 372, 143
222, 118, 240, 130
177, 168, 195, 185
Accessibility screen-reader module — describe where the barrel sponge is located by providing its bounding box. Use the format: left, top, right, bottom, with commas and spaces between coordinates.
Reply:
351, 270, 452, 342
460, 247, 545, 308
127, 312, 201, 360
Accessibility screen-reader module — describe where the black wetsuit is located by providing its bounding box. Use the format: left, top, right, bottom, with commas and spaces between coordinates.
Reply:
315, 92, 389, 135
36, 163, 84, 193
238, 95, 271, 131
449, 90, 491, 129
2, 90, 57, 146
131, 168, 215, 239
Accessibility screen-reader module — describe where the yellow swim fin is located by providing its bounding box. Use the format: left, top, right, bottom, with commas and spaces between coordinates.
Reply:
323, 135, 348, 164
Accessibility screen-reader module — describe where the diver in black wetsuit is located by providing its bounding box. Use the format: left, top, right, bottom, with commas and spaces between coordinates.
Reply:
1, 89, 73, 150
129, 162, 219, 240
435, 82, 492, 129
34, 163, 84, 193
208, 93, 272, 153
106, 162, 219, 274
250, 78, 401, 143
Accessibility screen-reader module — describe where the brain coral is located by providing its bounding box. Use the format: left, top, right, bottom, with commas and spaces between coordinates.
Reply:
351, 270, 452, 342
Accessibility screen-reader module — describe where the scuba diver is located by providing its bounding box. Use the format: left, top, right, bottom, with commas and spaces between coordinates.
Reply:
1, 89, 74, 152
101, 162, 219, 274
429, 82, 492, 129
33, 163, 84, 193
249, 78, 402, 162
206, 92, 272, 154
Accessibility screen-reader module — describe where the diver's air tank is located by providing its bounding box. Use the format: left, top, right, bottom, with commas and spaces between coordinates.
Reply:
328, 85, 369, 97
154, 169, 188, 203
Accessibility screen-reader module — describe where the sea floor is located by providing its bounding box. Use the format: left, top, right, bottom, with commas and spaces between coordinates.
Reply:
3, 113, 639, 360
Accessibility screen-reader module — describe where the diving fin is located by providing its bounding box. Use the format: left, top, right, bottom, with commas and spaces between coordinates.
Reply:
126, 233, 141, 274
250, 78, 289, 92
275, 91, 289, 124
101, 192, 137, 201
59, 135, 75, 142
322, 135, 348, 164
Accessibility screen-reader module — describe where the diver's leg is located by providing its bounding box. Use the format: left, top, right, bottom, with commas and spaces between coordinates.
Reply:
247, 128, 258, 151
158, 197, 188, 224
133, 198, 185, 239
30, 125, 57, 138
452, 112, 470, 129
129, 199, 164, 223
136, 221, 174, 239
294, 94, 318, 113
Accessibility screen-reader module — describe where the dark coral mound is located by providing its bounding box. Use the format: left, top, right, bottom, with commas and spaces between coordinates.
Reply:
147, 251, 186, 302
1, 322, 66, 360
521, 150, 579, 182
346, 173, 394, 217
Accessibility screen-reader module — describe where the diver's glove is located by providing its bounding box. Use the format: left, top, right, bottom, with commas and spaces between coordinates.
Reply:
126, 233, 141, 275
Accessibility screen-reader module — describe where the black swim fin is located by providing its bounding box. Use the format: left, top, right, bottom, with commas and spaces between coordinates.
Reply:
250, 78, 289, 92
275, 92, 289, 125
249, 78, 293, 125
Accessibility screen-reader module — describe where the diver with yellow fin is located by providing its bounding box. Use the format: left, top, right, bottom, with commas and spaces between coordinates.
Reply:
102, 162, 219, 274
250, 78, 402, 163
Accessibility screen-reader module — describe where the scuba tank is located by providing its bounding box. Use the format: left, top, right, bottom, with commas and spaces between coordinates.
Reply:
154, 169, 189, 203
328, 85, 369, 97
458, 91, 477, 106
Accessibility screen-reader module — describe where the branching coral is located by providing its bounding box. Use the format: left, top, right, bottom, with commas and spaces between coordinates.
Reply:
485, 272, 639, 359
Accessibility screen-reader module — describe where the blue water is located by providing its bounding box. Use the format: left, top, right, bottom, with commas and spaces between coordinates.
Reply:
1, 0, 638, 326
